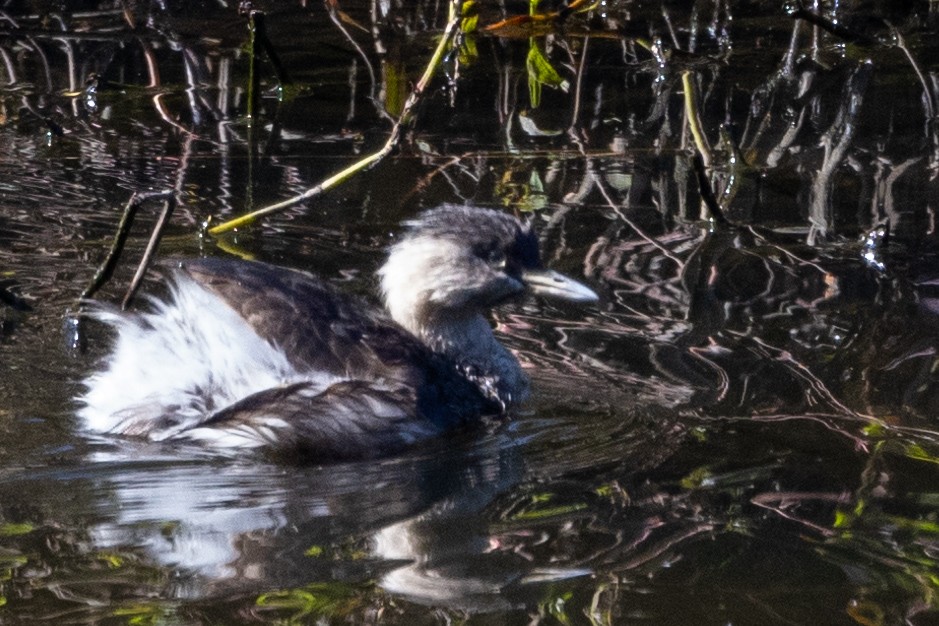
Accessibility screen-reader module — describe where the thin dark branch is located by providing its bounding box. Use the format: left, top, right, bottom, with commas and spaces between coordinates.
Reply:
122, 195, 176, 310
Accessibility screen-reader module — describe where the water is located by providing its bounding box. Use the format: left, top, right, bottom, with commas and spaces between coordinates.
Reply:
2, 1, 939, 624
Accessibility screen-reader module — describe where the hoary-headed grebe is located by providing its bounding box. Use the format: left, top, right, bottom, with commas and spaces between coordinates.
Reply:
79, 205, 598, 460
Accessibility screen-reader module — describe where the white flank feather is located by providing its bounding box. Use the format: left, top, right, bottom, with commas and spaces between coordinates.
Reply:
78, 275, 337, 440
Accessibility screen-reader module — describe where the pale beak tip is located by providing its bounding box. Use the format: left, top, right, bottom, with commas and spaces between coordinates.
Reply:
523, 269, 600, 304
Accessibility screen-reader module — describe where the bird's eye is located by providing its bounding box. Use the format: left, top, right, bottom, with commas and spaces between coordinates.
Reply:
475, 242, 507, 268
487, 249, 506, 269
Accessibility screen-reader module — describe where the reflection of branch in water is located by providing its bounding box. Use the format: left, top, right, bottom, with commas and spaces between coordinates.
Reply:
55, 36, 79, 117
738, 21, 808, 166
750, 491, 851, 537
566, 35, 588, 136
152, 93, 195, 136
892, 27, 935, 120
208, 0, 464, 234
595, 169, 685, 267
746, 412, 869, 451
870, 156, 919, 235
399, 151, 484, 207
610, 523, 715, 573
747, 228, 830, 275
325, 1, 382, 119
787, 2, 887, 46
136, 37, 197, 136
181, 47, 218, 127
808, 61, 872, 244
687, 343, 730, 403
0, 45, 15, 84
139, 37, 160, 88
743, 334, 876, 424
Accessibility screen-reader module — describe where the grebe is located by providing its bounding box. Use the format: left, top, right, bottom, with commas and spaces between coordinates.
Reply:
79, 205, 598, 460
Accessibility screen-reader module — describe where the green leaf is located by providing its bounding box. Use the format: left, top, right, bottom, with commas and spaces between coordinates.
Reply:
98, 553, 124, 568
461, 0, 479, 33
461, 15, 478, 33
887, 515, 939, 535
680, 466, 713, 489
0, 523, 33, 537
257, 589, 318, 617
544, 591, 575, 626
512, 503, 588, 521
528, 71, 542, 108
518, 170, 548, 212
0, 555, 27, 569
526, 42, 569, 108
383, 61, 407, 118
111, 603, 170, 626
458, 37, 478, 65
905, 443, 939, 465
256, 582, 361, 620
833, 509, 853, 529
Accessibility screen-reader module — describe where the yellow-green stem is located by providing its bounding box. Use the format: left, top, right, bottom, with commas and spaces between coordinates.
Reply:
681, 70, 711, 168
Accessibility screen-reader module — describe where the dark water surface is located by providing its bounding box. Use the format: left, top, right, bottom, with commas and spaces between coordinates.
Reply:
2, 1, 939, 624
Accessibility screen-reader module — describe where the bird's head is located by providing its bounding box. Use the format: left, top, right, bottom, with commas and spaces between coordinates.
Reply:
380, 205, 597, 334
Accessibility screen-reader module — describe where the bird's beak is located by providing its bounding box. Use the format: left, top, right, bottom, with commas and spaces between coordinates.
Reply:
522, 268, 599, 303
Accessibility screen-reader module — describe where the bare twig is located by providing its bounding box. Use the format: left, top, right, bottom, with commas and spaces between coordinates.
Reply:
122, 195, 176, 310
80, 190, 175, 301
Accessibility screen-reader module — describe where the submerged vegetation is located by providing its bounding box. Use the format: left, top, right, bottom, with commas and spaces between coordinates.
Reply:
1, 0, 939, 624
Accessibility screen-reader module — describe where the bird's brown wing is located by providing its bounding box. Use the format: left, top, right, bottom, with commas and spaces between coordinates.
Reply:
188, 380, 438, 460
173, 258, 499, 436
175, 257, 431, 387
